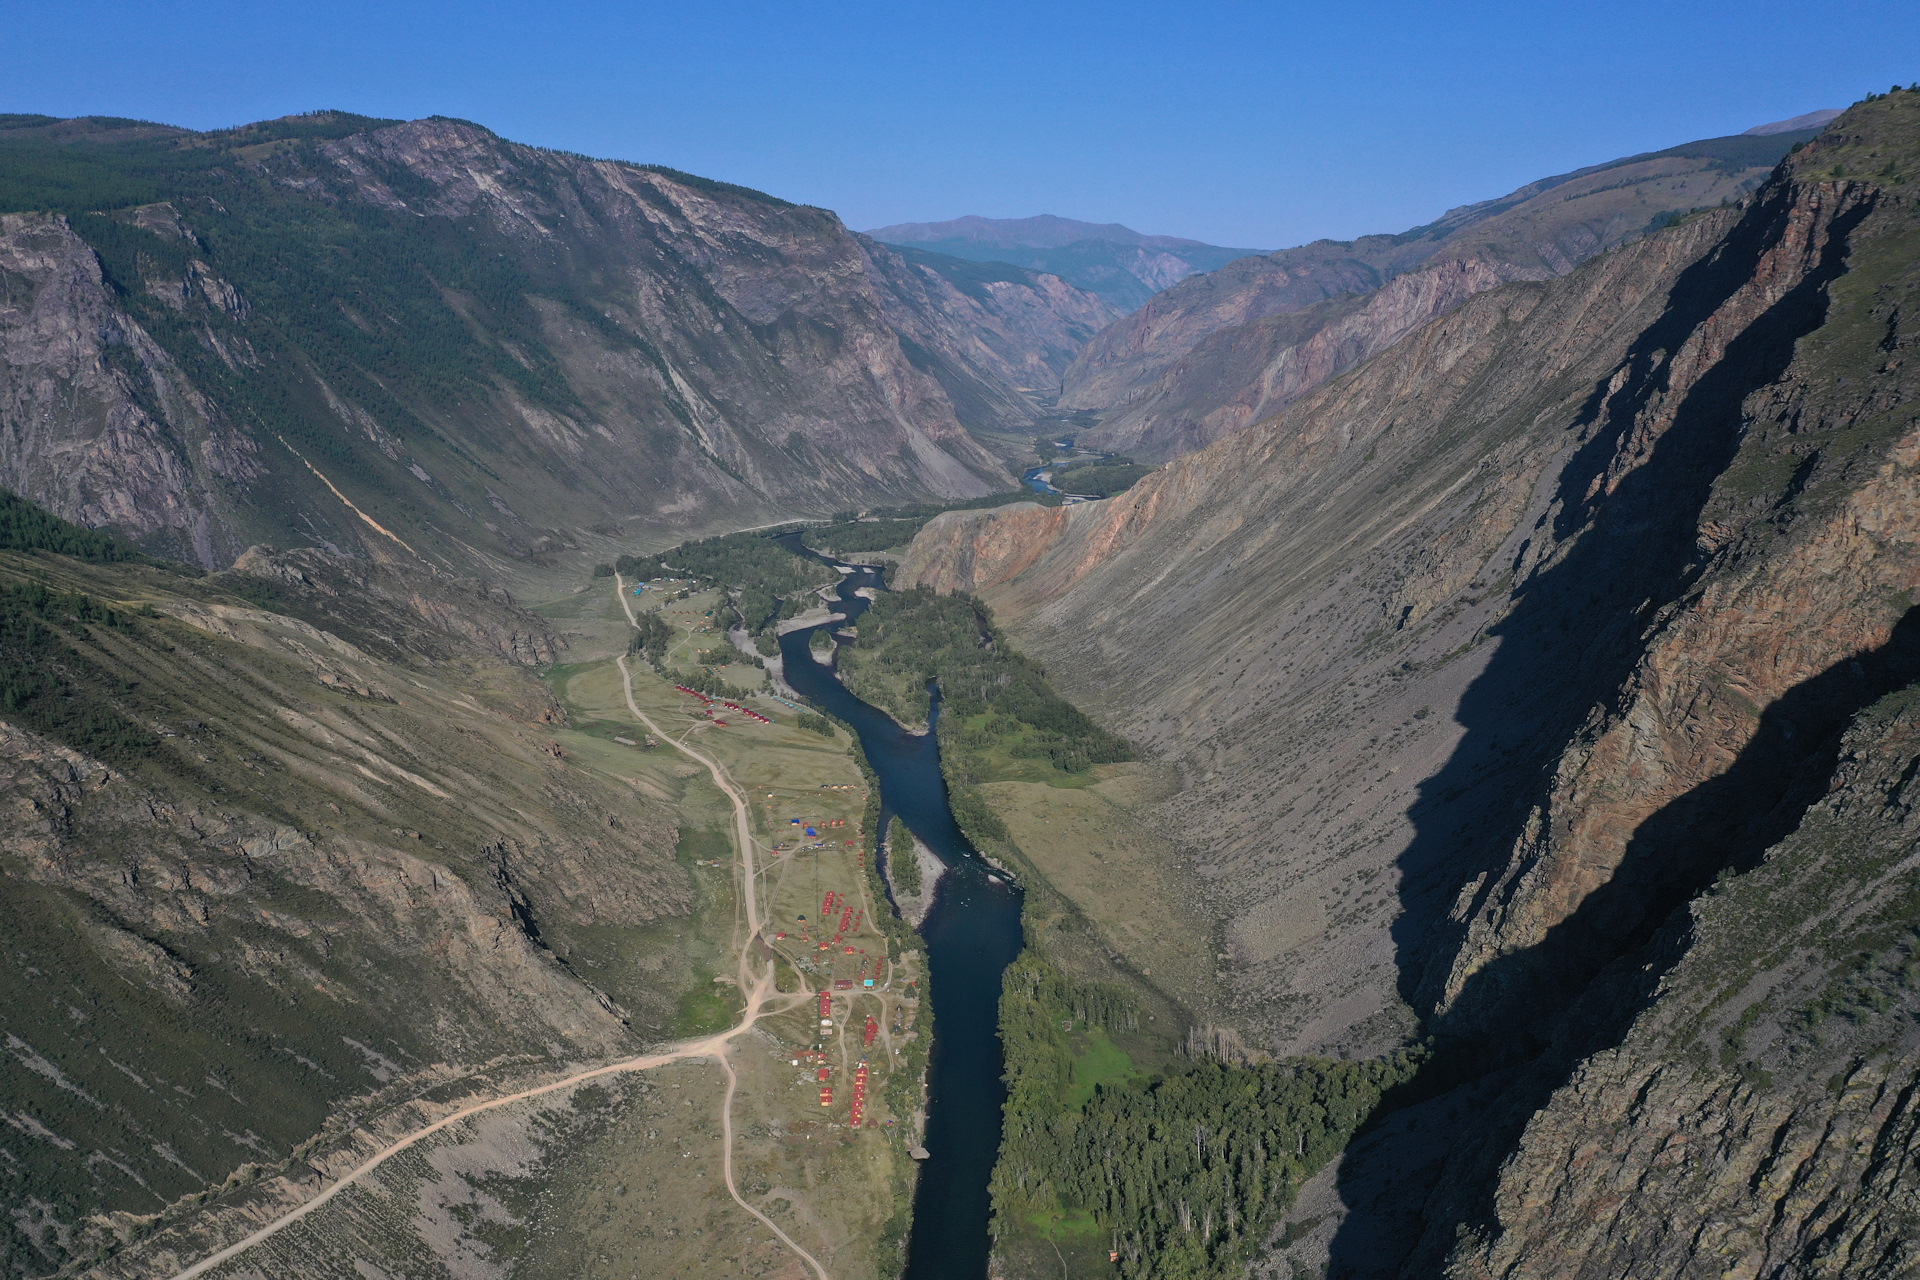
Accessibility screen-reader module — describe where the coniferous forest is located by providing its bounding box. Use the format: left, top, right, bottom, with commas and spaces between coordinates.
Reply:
991, 952, 1424, 1280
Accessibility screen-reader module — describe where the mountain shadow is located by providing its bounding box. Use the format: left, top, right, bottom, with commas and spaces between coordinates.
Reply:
1321, 184, 1876, 1275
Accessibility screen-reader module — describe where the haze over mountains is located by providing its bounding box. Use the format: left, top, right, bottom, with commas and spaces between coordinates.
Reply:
864, 214, 1265, 312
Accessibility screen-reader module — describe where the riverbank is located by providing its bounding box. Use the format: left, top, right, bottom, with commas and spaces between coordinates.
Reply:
767, 540, 1028, 1280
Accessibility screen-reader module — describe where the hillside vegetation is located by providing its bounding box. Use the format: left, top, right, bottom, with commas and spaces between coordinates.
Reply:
836, 585, 1133, 778
0, 495, 697, 1277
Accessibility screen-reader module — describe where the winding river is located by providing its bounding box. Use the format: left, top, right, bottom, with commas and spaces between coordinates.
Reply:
771, 534, 1025, 1280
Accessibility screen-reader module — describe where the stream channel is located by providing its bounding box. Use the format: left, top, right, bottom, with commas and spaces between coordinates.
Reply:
771, 533, 1026, 1280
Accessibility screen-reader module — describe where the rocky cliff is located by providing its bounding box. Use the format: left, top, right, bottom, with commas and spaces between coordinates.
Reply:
1060, 127, 1826, 460
0, 113, 1114, 571
904, 89, 1920, 1274
856, 239, 1123, 397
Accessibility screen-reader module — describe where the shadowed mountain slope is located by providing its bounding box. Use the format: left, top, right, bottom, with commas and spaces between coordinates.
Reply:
1061, 124, 1832, 460
0, 113, 1115, 572
903, 89, 1920, 1274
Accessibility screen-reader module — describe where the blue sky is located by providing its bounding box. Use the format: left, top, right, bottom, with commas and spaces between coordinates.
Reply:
4, 0, 1914, 248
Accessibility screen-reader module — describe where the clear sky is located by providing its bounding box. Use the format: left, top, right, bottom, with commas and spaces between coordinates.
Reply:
4, 0, 1914, 249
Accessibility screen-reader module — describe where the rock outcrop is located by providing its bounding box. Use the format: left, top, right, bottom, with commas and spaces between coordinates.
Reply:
1061, 126, 1828, 460
904, 90, 1920, 1273
861, 239, 1124, 393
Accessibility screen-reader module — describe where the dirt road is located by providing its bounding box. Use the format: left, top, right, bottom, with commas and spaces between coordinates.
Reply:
165, 582, 828, 1280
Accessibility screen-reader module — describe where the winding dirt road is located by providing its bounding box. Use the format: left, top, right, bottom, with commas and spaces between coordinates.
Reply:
166, 580, 828, 1280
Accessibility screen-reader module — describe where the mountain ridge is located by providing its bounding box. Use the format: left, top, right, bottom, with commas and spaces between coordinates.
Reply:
1059, 123, 1832, 459
899, 86, 1920, 1276
864, 214, 1266, 312
0, 112, 1117, 574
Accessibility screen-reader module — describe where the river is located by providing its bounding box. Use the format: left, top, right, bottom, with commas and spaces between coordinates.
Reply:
770, 534, 1025, 1280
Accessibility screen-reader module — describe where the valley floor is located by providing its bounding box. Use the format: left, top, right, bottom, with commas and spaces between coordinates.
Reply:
87, 574, 924, 1280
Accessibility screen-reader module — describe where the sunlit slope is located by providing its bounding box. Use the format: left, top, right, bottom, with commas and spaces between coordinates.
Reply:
1061, 126, 1829, 459
0, 111, 1055, 571
0, 536, 697, 1276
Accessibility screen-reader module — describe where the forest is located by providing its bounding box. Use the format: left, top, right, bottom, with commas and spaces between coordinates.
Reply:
0, 489, 144, 562
800, 518, 928, 554
837, 586, 1133, 778
991, 951, 1424, 1280
886, 814, 923, 896
801, 484, 1058, 555
0, 576, 155, 765
618, 531, 835, 636
1046, 460, 1155, 498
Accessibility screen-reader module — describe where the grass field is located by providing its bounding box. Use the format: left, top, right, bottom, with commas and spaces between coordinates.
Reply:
980, 763, 1220, 1027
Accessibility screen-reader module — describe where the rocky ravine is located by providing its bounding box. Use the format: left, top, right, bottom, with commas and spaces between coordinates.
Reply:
0, 113, 1112, 571
903, 91, 1920, 1273
1061, 125, 1826, 461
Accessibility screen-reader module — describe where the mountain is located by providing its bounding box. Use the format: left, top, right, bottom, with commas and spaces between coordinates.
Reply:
900, 89, 1920, 1274
863, 214, 1266, 312
0, 112, 1121, 573
1745, 107, 1843, 135
1061, 123, 1832, 460
0, 521, 696, 1277
860, 241, 1124, 395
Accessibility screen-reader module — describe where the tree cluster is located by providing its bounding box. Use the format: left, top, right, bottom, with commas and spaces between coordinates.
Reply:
618, 530, 834, 637
801, 518, 927, 555
838, 586, 1132, 777
0, 579, 154, 765
0, 490, 141, 563
991, 952, 1424, 1280
886, 815, 922, 896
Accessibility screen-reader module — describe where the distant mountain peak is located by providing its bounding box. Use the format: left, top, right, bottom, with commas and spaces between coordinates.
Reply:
862, 213, 1254, 253
1744, 108, 1842, 136
862, 216, 1267, 312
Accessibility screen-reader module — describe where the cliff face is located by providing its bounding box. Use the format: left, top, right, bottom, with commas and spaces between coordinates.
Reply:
0, 211, 261, 566
0, 114, 1098, 570
904, 91, 1920, 1274
1448, 695, 1920, 1278
856, 238, 1123, 396
1060, 129, 1823, 460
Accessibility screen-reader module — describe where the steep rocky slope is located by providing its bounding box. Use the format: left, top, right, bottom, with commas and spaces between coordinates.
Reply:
904, 90, 1920, 1272
1061, 127, 1825, 459
857, 240, 1123, 396
0, 112, 1108, 572
0, 535, 702, 1277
